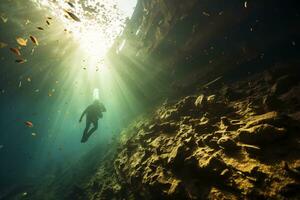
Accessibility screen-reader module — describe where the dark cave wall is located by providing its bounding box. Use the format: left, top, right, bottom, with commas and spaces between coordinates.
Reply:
108, 0, 300, 102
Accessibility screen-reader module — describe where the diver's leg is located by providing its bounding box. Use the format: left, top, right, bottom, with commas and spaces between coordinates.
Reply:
81, 119, 91, 143
85, 121, 98, 141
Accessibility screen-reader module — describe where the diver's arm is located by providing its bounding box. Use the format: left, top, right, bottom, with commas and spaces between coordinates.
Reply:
79, 109, 87, 122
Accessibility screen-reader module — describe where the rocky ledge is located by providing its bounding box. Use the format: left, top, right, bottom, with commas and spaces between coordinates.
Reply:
71, 65, 300, 200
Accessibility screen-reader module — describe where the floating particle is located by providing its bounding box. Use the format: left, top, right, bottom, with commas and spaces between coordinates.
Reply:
27, 77, 31, 82
202, 12, 210, 17
25, 121, 33, 127
22, 192, 27, 196
18, 81, 22, 88
65, 10, 81, 22
0, 145, 3, 149
31, 133, 37, 137
29, 35, 39, 45
25, 19, 30, 25
244, 1, 248, 8
292, 41, 296, 46
37, 27, 44, 30
16, 37, 27, 46
0, 42, 7, 48
15, 59, 26, 64
48, 92, 52, 97
35, 89, 39, 92
10, 47, 21, 56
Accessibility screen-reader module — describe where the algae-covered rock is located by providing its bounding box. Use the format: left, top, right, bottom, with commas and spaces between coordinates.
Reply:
75, 67, 300, 200
238, 124, 286, 144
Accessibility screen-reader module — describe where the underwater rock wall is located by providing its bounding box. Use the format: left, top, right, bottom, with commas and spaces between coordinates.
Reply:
109, 0, 300, 101
72, 64, 300, 200
62, 1, 300, 199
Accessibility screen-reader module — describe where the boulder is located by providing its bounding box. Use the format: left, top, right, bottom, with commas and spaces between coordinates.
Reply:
217, 136, 239, 152
238, 124, 286, 144
270, 75, 299, 96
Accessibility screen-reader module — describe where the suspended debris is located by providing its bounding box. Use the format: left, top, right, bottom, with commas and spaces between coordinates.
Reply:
31, 133, 37, 137
25, 19, 30, 25
37, 27, 44, 30
10, 47, 21, 56
30, 35, 39, 45
65, 10, 81, 22
18, 81, 22, 88
0, 145, 3, 149
15, 59, 27, 64
0, 42, 7, 48
16, 37, 28, 46
25, 121, 33, 127
244, 1, 248, 8
27, 77, 31, 82
202, 12, 210, 17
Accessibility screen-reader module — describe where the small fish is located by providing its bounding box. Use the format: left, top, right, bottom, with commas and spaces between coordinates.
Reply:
46, 20, 50, 25
65, 10, 81, 22
37, 27, 44, 30
15, 59, 26, 64
47, 17, 52, 20
67, 2, 75, 8
1, 16, 8, 23
30, 35, 39, 45
25, 121, 33, 127
10, 47, 21, 56
0, 145, 4, 149
16, 37, 28, 46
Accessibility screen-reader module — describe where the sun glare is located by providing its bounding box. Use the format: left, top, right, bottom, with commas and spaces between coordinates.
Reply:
31, 0, 136, 70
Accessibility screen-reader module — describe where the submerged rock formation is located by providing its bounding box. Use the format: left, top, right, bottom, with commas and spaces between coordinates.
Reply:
70, 65, 300, 200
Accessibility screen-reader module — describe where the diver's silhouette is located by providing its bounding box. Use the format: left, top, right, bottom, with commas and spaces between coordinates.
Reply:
79, 100, 106, 143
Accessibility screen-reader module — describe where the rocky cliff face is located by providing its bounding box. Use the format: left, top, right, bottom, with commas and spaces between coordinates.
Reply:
109, 0, 299, 102
66, 1, 300, 199
70, 64, 300, 200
